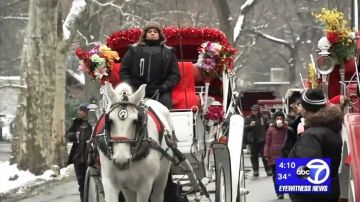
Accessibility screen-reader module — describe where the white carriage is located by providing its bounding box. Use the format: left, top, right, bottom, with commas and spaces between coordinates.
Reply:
80, 27, 248, 202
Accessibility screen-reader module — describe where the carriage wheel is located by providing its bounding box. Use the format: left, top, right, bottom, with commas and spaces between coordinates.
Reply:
84, 167, 105, 202
218, 167, 226, 202
213, 143, 232, 202
238, 153, 247, 202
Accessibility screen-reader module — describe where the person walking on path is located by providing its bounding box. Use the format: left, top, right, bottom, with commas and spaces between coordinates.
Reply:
244, 104, 271, 177
66, 104, 93, 202
264, 111, 293, 199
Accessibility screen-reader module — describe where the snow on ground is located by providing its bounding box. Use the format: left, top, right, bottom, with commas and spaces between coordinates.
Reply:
1, 115, 15, 141
0, 161, 74, 194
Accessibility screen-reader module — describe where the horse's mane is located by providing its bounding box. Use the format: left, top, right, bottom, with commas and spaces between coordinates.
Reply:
114, 82, 133, 96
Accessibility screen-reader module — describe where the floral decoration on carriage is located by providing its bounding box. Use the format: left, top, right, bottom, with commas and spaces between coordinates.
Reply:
204, 102, 224, 125
75, 42, 120, 84
313, 8, 356, 64
306, 63, 322, 90
195, 41, 236, 81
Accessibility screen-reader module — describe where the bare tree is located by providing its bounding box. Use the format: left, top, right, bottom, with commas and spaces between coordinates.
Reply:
212, 0, 352, 86
11, 0, 87, 174
212, 0, 258, 44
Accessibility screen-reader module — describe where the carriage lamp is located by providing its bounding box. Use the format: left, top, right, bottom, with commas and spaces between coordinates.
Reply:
87, 103, 99, 128
315, 36, 335, 75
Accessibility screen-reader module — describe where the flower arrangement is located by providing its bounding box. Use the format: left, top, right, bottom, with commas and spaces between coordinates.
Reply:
307, 63, 321, 89
204, 105, 224, 122
195, 41, 236, 81
75, 42, 120, 81
313, 8, 356, 64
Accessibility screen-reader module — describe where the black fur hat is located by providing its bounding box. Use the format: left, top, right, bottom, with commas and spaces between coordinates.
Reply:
301, 89, 326, 112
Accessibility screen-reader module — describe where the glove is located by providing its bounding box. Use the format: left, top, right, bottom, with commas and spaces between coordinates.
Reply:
159, 85, 167, 93
145, 85, 157, 97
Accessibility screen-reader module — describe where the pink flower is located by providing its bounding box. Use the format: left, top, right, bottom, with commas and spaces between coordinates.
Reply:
88, 42, 101, 55
78, 61, 89, 73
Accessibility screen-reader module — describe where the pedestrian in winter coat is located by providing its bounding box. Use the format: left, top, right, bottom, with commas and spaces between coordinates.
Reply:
244, 104, 271, 176
282, 101, 302, 158
119, 21, 180, 109
264, 111, 289, 199
289, 89, 343, 202
66, 104, 93, 202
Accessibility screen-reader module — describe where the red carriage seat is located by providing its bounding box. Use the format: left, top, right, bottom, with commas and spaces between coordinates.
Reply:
172, 62, 200, 109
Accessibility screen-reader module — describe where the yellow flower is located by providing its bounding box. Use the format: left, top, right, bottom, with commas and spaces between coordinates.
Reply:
308, 63, 320, 89
313, 8, 350, 35
99, 44, 120, 61
313, 8, 354, 46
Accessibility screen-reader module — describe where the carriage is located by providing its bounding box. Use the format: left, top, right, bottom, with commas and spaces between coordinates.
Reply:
78, 26, 248, 202
299, 4, 360, 201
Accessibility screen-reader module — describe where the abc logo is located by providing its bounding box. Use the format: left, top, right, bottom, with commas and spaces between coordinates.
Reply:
296, 166, 310, 179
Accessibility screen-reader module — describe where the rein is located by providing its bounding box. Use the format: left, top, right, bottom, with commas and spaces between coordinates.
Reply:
98, 99, 179, 164
103, 100, 150, 161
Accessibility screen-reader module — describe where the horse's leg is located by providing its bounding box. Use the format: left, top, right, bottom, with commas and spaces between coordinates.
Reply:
136, 181, 154, 202
149, 160, 171, 202
102, 177, 121, 202
122, 189, 136, 202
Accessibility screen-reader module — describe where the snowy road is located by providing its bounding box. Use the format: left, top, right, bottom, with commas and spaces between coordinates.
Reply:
19, 180, 80, 202
244, 154, 291, 202
1, 140, 291, 202
15, 155, 292, 202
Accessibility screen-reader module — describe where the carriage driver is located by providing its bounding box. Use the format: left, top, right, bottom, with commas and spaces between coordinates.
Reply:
119, 21, 180, 109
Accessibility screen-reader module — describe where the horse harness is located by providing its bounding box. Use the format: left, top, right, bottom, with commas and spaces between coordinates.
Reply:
95, 98, 180, 164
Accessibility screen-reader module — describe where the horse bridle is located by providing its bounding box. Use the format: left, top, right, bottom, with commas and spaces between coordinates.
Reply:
104, 96, 147, 158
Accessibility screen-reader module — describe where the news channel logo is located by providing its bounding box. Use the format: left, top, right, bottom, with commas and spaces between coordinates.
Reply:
276, 158, 331, 193
296, 159, 330, 184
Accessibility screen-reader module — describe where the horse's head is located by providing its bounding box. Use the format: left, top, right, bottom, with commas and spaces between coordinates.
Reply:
104, 82, 146, 170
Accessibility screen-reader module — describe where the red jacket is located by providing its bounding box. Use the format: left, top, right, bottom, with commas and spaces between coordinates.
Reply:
264, 125, 287, 165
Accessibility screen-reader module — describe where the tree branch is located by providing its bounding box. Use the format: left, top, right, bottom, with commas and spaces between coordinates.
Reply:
212, 0, 233, 42
243, 28, 291, 49
2, 16, 29, 21
62, 0, 87, 41
76, 30, 99, 46
0, 84, 27, 89
234, 0, 258, 43
91, 0, 142, 22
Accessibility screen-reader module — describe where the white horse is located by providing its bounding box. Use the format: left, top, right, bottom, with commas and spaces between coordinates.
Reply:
99, 82, 173, 202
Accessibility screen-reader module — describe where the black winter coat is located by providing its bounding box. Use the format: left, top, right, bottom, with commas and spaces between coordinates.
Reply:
66, 118, 92, 165
289, 105, 343, 202
244, 114, 269, 143
281, 127, 296, 157
119, 39, 180, 96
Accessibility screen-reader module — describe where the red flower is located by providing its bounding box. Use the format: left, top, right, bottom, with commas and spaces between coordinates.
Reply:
327, 32, 340, 44
205, 105, 224, 121
75, 48, 89, 60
